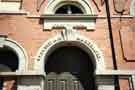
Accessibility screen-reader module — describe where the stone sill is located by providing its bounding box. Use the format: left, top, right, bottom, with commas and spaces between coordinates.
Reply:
0, 70, 134, 77
41, 14, 97, 19
96, 70, 135, 76
27, 15, 135, 18
0, 10, 28, 15
0, 71, 45, 76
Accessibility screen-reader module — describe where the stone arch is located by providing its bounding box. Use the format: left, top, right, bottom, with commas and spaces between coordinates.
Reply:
0, 37, 28, 72
44, 0, 95, 14
35, 30, 105, 74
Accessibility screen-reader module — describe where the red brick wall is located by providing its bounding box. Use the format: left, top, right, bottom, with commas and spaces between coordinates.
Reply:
0, 0, 135, 90
0, 0, 134, 71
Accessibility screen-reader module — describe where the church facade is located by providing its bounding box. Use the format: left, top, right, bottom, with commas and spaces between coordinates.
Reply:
0, 0, 135, 90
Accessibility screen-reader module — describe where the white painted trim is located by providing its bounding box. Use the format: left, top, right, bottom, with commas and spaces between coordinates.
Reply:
34, 30, 105, 74
43, 15, 96, 30
0, 10, 29, 15
0, 37, 28, 72
0, 70, 135, 76
26, 15, 135, 18
0, 2, 20, 11
96, 70, 135, 75
43, 0, 96, 31
44, 0, 95, 15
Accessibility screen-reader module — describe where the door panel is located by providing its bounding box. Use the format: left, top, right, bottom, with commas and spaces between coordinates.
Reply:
45, 73, 85, 90
45, 46, 96, 90
70, 76, 83, 90
57, 73, 70, 90
45, 73, 57, 90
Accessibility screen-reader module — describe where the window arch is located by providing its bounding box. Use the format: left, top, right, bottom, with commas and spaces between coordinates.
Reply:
44, 0, 94, 14
0, 37, 28, 72
43, 0, 96, 30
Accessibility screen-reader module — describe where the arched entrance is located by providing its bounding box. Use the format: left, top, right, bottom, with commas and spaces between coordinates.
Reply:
45, 46, 97, 90
35, 30, 105, 90
35, 31, 105, 72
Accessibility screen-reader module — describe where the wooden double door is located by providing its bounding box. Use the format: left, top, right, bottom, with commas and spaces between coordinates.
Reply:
45, 72, 96, 90
45, 46, 97, 90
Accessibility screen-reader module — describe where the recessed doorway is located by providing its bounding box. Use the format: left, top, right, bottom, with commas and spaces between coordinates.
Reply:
45, 46, 97, 90
0, 46, 18, 90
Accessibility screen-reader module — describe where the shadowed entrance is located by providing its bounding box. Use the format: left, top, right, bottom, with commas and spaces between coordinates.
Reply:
0, 47, 18, 90
45, 46, 97, 90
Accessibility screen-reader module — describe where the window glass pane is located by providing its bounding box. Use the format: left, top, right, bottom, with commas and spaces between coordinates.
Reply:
55, 4, 83, 14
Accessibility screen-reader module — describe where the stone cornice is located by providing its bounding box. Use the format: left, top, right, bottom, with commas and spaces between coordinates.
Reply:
27, 14, 135, 19
42, 14, 97, 30
0, 70, 135, 76
41, 14, 98, 19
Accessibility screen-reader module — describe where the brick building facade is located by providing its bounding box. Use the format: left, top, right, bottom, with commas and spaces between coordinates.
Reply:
0, 0, 135, 90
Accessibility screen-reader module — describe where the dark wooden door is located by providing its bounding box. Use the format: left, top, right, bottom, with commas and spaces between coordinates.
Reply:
45, 46, 96, 90
45, 72, 84, 90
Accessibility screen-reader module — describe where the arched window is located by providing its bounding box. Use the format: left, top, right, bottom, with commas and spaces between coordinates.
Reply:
0, 46, 18, 72
43, 0, 96, 30
55, 4, 83, 14
0, 37, 27, 72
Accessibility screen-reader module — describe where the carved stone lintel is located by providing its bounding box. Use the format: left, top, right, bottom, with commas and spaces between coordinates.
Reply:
61, 26, 76, 41
43, 15, 96, 31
